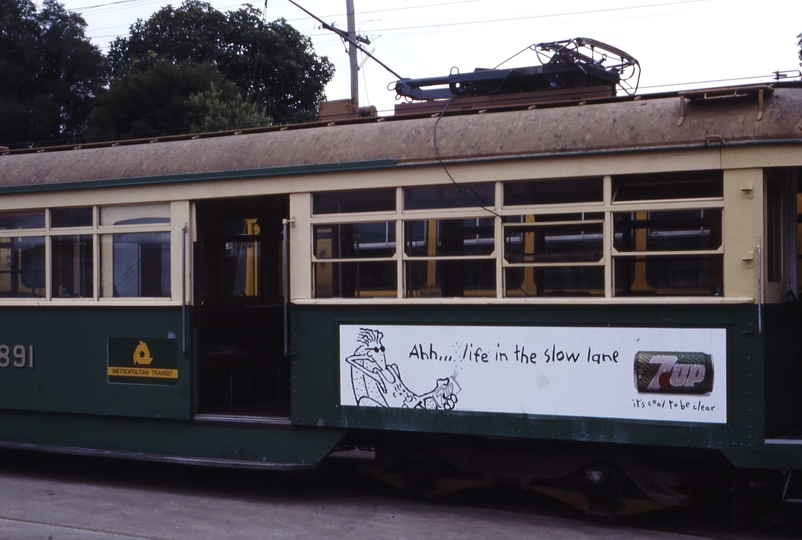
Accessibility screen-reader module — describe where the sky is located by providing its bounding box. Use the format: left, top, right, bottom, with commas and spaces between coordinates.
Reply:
58, 0, 802, 116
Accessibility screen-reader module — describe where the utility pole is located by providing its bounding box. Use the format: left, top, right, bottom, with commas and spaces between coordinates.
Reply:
346, 0, 358, 108
289, 0, 403, 115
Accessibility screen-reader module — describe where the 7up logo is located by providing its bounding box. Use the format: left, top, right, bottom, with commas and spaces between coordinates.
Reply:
635, 352, 714, 395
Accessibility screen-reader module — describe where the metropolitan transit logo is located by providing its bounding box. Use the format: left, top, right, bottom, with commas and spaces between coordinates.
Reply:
133, 340, 153, 365
108, 338, 178, 385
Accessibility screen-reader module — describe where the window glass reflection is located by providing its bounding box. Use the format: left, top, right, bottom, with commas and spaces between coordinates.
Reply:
52, 235, 93, 298
103, 232, 170, 297
0, 236, 45, 297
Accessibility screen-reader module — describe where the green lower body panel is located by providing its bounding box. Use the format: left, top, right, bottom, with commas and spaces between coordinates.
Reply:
292, 303, 748, 445
0, 307, 191, 420
290, 302, 802, 471
0, 409, 345, 468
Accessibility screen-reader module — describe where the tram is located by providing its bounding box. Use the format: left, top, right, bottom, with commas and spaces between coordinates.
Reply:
1, 40, 802, 516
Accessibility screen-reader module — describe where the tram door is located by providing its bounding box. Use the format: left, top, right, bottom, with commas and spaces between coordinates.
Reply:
194, 196, 290, 418
763, 168, 802, 440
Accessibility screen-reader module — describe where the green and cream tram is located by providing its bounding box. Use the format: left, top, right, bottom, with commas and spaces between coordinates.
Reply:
1, 80, 802, 514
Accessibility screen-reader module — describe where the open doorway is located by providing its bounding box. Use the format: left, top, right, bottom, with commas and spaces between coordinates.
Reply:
764, 168, 802, 441
194, 195, 290, 418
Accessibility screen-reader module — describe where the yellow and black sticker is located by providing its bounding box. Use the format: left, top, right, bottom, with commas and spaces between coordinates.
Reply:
108, 338, 178, 385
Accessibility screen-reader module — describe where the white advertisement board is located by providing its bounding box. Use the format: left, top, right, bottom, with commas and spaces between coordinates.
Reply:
339, 324, 727, 424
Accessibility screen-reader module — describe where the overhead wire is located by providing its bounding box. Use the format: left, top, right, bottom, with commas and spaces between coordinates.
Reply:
73, 0, 719, 41
55, 0, 793, 109
640, 73, 794, 91
70, 0, 492, 19
303, 0, 718, 36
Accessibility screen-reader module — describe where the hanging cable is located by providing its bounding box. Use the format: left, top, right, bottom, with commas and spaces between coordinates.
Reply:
432, 98, 501, 218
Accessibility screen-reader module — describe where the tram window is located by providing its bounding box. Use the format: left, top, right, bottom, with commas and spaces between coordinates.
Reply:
613, 209, 722, 252
225, 240, 260, 297
307, 177, 730, 301
505, 266, 604, 297
314, 222, 396, 259
313, 222, 396, 298
506, 212, 604, 223
0, 237, 45, 298
0, 210, 45, 230
613, 171, 723, 202
98, 205, 172, 298
504, 222, 603, 263
52, 235, 93, 298
224, 218, 260, 237
502, 213, 603, 297
504, 178, 603, 206
101, 232, 170, 297
100, 204, 170, 226
51, 207, 92, 228
404, 219, 494, 257
313, 189, 395, 215
0, 204, 179, 303
615, 255, 723, 296
404, 184, 494, 210
222, 218, 261, 297
613, 209, 722, 296
406, 260, 495, 298
404, 218, 495, 297
314, 261, 397, 298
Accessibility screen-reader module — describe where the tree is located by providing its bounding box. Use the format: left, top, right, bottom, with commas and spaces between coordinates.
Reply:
185, 84, 272, 133
87, 61, 270, 140
0, 0, 107, 148
798, 32, 802, 63
108, 0, 334, 124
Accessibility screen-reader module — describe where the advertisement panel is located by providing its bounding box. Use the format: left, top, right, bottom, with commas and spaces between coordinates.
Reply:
339, 325, 726, 424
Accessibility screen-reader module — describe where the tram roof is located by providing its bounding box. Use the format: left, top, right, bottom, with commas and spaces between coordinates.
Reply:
2, 82, 802, 192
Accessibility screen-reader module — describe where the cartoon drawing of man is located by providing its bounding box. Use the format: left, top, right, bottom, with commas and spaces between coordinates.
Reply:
345, 328, 459, 410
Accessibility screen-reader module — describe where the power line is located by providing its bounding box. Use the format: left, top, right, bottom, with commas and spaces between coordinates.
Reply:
71, 0, 717, 32
74, 0, 734, 52
304, 0, 717, 36
70, 0, 490, 19
72, 0, 150, 11
641, 73, 797, 91
300, 0, 491, 20
61, 0, 788, 98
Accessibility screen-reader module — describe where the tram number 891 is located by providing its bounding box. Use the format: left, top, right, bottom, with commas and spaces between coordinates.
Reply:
0, 345, 34, 369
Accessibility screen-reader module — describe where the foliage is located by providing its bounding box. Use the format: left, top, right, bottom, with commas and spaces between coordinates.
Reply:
185, 84, 272, 133
108, 0, 334, 124
0, 0, 107, 148
86, 61, 253, 140
798, 32, 802, 63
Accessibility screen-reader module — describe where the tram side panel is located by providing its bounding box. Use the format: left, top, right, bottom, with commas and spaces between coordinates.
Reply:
0, 307, 190, 420
291, 303, 764, 454
0, 304, 349, 465
285, 165, 789, 469
763, 301, 802, 439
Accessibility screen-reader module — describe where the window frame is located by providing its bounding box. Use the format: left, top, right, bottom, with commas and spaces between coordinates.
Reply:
0, 203, 186, 306
305, 173, 727, 302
